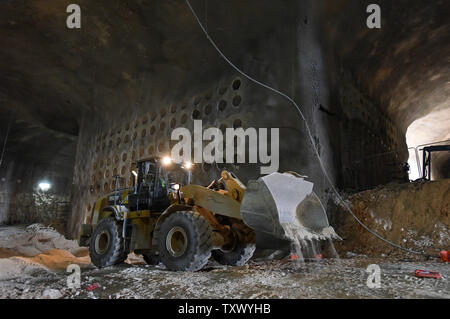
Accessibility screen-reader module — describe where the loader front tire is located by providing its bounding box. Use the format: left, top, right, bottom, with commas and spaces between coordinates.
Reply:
157, 211, 212, 271
212, 241, 256, 266
89, 218, 128, 268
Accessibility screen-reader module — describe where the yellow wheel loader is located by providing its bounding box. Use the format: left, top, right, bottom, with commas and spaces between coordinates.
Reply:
79, 156, 338, 271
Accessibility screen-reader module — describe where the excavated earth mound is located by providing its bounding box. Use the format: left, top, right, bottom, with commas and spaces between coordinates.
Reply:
331, 179, 450, 258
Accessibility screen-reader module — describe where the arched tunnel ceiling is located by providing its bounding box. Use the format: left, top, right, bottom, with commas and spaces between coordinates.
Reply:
0, 0, 449, 188
323, 0, 450, 132
0, 0, 297, 184
0, 0, 295, 136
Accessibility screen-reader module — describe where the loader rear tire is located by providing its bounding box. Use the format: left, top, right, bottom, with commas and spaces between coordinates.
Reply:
212, 242, 256, 266
157, 211, 212, 271
89, 218, 128, 268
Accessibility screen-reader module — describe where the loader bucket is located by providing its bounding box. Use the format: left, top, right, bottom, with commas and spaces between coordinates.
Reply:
241, 172, 339, 249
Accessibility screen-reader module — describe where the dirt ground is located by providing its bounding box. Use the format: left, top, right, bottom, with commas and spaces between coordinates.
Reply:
0, 224, 448, 299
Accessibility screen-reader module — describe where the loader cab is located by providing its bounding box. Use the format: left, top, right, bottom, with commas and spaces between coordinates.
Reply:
128, 157, 191, 212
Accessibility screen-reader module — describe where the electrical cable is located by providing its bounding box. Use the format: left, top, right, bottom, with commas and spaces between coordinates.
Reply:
0, 111, 13, 167
185, 0, 437, 258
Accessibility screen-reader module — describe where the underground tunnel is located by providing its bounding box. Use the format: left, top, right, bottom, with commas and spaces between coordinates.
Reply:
0, 0, 448, 299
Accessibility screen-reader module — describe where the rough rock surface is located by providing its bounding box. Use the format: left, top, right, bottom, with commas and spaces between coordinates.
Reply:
330, 179, 450, 257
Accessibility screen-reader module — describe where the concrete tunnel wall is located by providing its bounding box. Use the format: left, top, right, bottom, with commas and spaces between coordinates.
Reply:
0, 0, 448, 240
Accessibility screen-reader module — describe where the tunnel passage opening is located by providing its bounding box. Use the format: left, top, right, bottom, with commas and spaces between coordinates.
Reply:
406, 108, 450, 181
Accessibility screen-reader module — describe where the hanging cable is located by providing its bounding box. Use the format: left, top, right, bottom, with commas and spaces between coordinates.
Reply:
0, 111, 13, 167
185, 0, 437, 258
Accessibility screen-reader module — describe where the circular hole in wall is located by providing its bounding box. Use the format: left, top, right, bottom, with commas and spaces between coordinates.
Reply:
218, 100, 227, 111
104, 183, 109, 192
160, 108, 167, 118
110, 181, 115, 190
170, 118, 177, 128
150, 126, 156, 135
124, 135, 130, 144
133, 131, 137, 140
233, 119, 242, 128
158, 142, 166, 153
116, 137, 121, 146
141, 129, 147, 138
134, 120, 139, 128
139, 148, 145, 157
106, 157, 111, 166
114, 154, 119, 164
232, 79, 241, 90
181, 114, 188, 124
117, 127, 121, 135
232, 96, 242, 107
202, 163, 211, 172
131, 150, 136, 160
218, 87, 227, 95
204, 104, 212, 115
192, 109, 201, 120
169, 140, 177, 150
148, 145, 154, 155
151, 112, 157, 121
99, 159, 104, 168
121, 166, 126, 176
171, 105, 177, 113
122, 153, 127, 162
113, 167, 118, 176
160, 122, 166, 131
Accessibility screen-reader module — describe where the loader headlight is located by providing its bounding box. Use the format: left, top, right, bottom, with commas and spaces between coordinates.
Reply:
172, 183, 180, 191
162, 156, 172, 166
183, 162, 193, 170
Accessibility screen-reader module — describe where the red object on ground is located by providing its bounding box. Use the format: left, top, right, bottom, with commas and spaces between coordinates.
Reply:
289, 254, 299, 260
86, 283, 99, 291
415, 270, 442, 279
316, 254, 323, 260
440, 251, 449, 262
